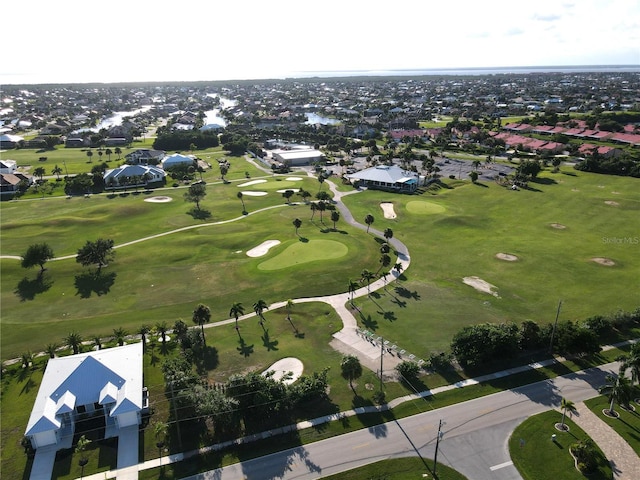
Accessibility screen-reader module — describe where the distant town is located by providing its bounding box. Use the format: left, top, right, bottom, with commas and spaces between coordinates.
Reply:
1, 70, 639, 196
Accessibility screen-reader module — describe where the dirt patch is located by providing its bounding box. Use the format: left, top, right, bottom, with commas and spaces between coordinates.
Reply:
463, 276, 499, 297
496, 253, 518, 262
550, 223, 566, 229
591, 257, 615, 266
246, 240, 280, 257
605, 200, 619, 206
144, 196, 173, 203
380, 202, 397, 219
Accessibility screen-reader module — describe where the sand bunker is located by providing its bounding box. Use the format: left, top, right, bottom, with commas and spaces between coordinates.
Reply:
241, 191, 268, 196
246, 240, 280, 257
144, 196, 173, 203
550, 223, 566, 229
285, 177, 303, 181
463, 276, 499, 297
277, 188, 300, 193
591, 257, 615, 266
496, 253, 518, 262
238, 179, 267, 187
262, 357, 303, 385
605, 200, 619, 206
380, 202, 397, 219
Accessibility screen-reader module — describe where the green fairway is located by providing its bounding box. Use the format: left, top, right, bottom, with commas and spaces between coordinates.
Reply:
405, 199, 447, 214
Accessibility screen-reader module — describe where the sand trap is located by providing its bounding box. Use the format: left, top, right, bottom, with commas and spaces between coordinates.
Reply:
285, 177, 303, 181
277, 188, 300, 193
591, 257, 615, 266
238, 179, 267, 187
550, 223, 566, 229
262, 357, 303, 385
246, 240, 280, 257
242, 191, 268, 196
380, 202, 397, 219
144, 196, 173, 203
605, 200, 619, 206
463, 276, 499, 297
496, 253, 518, 262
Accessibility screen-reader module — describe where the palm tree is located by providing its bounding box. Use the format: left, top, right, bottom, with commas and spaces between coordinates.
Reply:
340, 354, 363, 391
21, 351, 34, 369
138, 324, 151, 348
45, 343, 58, 359
92, 335, 102, 351
393, 262, 404, 283
317, 201, 326, 223
33, 166, 46, 181
105, 148, 112, 162
365, 214, 374, 233
599, 373, 633, 416
153, 421, 168, 468
380, 242, 390, 254
114, 147, 122, 159
155, 321, 168, 345
237, 191, 246, 212
559, 397, 577, 430
229, 302, 245, 331
310, 202, 318, 220
173, 319, 188, 342
361, 269, 375, 294
298, 189, 311, 203
318, 173, 325, 191
52, 165, 63, 180
330, 211, 340, 230
348, 279, 359, 305
285, 299, 297, 332
192, 303, 211, 348
113, 327, 127, 346
65, 332, 83, 354
293, 218, 302, 237
75, 434, 91, 478
378, 253, 391, 273
621, 343, 640, 385
253, 299, 269, 330
383, 228, 394, 242
86, 150, 93, 163
282, 190, 294, 204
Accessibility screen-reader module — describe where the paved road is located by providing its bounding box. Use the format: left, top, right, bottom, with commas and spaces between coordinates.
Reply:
182, 362, 620, 480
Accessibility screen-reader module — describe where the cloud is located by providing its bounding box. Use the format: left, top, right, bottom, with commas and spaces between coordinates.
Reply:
506, 28, 524, 36
533, 13, 562, 22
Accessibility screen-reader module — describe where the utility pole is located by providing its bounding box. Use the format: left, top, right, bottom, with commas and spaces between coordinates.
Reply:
433, 419, 444, 477
548, 300, 563, 354
169, 381, 183, 450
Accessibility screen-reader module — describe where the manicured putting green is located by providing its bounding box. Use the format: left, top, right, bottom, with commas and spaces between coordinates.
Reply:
258, 239, 348, 270
405, 200, 446, 214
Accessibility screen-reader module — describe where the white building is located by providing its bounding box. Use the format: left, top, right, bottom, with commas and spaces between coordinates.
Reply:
272, 149, 325, 166
103, 164, 166, 189
346, 165, 419, 193
25, 343, 144, 450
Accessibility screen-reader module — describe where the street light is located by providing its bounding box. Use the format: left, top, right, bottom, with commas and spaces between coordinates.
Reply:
433, 419, 445, 477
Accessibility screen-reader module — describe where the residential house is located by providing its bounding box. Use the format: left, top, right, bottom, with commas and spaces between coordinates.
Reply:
161, 153, 197, 170
25, 343, 144, 450
125, 149, 166, 165
104, 164, 166, 189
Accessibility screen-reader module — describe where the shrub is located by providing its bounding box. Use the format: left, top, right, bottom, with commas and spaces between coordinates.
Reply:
395, 361, 420, 385
428, 351, 452, 372
582, 315, 611, 336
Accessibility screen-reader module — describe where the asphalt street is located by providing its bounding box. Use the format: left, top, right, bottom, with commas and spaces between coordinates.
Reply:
182, 362, 620, 480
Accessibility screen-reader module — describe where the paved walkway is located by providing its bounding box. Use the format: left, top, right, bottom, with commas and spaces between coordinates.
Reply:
569, 402, 640, 479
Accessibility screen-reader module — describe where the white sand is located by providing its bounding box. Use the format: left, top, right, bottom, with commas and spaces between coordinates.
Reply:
380, 202, 397, 219
262, 357, 304, 385
495, 253, 518, 262
144, 196, 173, 203
591, 257, 615, 266
238, 179, 267, 187
246, 240, 280, 257
463, 276, 499, 297
285, 177, 303, 181
241, 191, 268, 196
277, 188, 300, 193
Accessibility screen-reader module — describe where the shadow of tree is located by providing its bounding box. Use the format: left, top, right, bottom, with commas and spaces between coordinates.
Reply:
74, 271, 117, 298
15, 275, 53, 301
360, 314, 379, 331
261, 330, 279, 351
382, 311, 397, 322
394, 286, 420, 300
237, 337, 254, 357
187, 208, 212, 220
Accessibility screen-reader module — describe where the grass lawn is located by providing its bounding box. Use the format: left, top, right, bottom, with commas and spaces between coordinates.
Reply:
584, 394, 640, 454
320, 457, 467, 480
345, 168, 639, 358
509, 410, 612, 480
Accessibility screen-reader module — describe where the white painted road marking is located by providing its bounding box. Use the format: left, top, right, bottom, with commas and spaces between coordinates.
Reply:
490, 460, 514, 471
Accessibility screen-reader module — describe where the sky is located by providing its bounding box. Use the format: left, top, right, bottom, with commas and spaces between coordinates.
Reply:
2, 0, 639, 85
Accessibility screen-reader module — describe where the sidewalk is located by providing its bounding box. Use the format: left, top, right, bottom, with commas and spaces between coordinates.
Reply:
570, 402, 640, 479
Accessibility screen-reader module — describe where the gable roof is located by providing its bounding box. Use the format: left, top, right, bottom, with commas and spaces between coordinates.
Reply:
26, 343, 143, 436
346, 165, 418, 184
